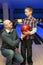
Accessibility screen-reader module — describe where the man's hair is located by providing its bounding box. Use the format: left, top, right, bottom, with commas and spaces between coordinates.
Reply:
25, 6, 33, 11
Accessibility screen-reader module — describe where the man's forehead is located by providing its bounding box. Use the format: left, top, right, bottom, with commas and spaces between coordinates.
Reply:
4, 20, 11, 24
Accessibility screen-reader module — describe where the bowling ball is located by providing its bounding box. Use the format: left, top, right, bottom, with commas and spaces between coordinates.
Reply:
20, 24, 31, 34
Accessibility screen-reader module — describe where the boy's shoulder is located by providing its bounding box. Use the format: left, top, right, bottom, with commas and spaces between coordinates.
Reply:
24, 16, 36, 20
32, 16, 36, 21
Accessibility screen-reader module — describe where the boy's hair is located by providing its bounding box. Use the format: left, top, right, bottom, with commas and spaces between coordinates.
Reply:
25, 6, 33, 11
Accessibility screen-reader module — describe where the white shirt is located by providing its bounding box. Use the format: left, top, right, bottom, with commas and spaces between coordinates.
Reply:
5, 29, 13, 33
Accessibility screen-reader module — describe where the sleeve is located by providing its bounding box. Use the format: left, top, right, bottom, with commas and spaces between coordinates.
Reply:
22, 18, 27, 24
1, 33, 20, 47
33, 19, 37, 28
30, 28, 37, 35
14, 30, 20, 48
30, 19, 37, 35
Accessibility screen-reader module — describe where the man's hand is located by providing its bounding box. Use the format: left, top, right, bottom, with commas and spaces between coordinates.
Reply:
15, 48, 19, 53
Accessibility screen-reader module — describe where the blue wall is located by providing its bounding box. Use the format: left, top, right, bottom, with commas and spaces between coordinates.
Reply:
0, 0, 43, 18
13, 9, 43, 18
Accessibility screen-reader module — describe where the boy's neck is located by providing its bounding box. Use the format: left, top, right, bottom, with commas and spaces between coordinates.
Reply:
28, 15, 32, 19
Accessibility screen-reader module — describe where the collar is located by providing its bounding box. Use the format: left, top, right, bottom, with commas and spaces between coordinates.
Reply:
26, 16, 33, 20
5, 29, 13, 33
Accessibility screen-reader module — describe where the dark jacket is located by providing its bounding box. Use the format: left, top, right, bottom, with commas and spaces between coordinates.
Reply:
1, 29, 20, 50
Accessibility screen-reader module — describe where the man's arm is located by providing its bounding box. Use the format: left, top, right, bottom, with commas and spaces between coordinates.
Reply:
2, 33, 20, 47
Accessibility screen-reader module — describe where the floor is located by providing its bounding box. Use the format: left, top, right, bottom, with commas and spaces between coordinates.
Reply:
0, 38, 43, 65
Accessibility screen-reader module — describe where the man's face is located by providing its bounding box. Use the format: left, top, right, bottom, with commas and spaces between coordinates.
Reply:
25, 8, 32, 17
7, 21, 13, 29
4, 20, 13, 29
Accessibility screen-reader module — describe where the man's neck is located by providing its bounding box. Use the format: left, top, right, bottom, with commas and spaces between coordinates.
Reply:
5, 28, 13, 33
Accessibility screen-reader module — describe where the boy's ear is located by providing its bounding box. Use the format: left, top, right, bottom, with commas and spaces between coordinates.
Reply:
31, 11, 32, 14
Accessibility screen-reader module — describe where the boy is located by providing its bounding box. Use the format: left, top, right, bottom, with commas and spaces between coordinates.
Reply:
21, 6, 37, 65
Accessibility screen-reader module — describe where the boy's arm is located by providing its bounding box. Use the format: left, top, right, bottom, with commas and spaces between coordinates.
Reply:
30, 19, 37, 35
29, 27, 37, 35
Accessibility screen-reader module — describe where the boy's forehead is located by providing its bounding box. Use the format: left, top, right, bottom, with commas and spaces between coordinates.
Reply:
25, 8, 31, 11
25, 9, 31, 12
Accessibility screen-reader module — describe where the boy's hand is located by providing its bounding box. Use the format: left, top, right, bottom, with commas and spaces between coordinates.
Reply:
23, 31, 31, 35
21, 33, 26, 39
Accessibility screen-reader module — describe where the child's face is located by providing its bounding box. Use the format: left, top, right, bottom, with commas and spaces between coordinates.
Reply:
25, 8, 32, 17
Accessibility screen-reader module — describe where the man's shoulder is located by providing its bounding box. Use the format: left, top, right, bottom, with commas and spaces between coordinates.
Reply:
13, 29, 16, 32
12, 29, 17, 34
1, 30, 6, 36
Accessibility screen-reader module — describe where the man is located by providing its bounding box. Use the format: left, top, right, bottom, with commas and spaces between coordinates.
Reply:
21, 6, 37, 65
1, 20, 24, 65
